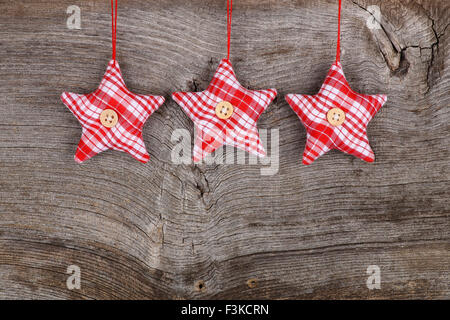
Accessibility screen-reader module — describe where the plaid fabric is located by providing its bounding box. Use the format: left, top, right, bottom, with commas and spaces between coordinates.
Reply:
286, 61, 387, 165
172, 59, 277, 162
61, 59, 165, 163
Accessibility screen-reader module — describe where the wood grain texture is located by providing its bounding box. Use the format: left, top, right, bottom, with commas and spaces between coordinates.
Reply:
0, 0, 449, 299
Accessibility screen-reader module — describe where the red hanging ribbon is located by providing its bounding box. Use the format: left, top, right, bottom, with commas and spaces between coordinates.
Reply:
336, 0, 342, 62
111, 0, 118, 61
227, 0, 233, 61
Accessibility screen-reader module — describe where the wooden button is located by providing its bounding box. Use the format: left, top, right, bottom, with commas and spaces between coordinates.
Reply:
327, 107, 345, 126
99, 109, 118, 128
215, 101, 234, 120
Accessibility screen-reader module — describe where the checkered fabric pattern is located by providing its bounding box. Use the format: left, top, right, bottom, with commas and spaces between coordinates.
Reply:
286, 61, 387, 165
61, 59, 165, 163
172, 59, 277, 162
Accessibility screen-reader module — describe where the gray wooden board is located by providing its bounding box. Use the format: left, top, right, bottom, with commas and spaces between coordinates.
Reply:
0, 0, 448, 299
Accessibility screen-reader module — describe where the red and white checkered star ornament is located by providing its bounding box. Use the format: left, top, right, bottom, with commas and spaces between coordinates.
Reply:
61, 0, 164, 163
61, 60, 165, 163
285, 0, 387, 165
172, 0, 277, 162
172, 59, 277, 162
286, 61, 386, 165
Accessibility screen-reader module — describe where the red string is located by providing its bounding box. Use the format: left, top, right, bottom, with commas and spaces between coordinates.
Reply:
227, 0, 233, 61
336, 0, 341, 62
111, 0, 118, 61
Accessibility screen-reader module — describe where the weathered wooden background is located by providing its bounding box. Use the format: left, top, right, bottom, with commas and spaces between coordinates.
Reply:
0, 0, 448, 299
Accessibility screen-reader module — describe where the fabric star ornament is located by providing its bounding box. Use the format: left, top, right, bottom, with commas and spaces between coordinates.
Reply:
285, 0, 387, 165
286, 61, 387, 165
172, 59, 277, 162
61, 59, 165, 163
